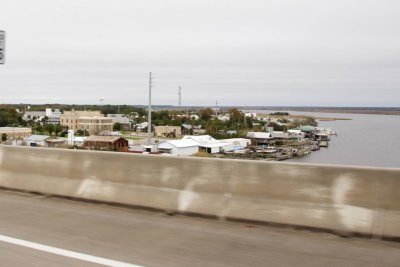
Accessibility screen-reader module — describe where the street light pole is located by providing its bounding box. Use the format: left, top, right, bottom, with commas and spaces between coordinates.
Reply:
147, 72, 152, 146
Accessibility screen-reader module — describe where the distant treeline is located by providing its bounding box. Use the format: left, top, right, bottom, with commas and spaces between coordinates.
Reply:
9, 104, 147, 117
0, 105, 24, 127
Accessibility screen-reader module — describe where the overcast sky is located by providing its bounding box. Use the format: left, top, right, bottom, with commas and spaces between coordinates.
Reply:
1, 0, 399, 106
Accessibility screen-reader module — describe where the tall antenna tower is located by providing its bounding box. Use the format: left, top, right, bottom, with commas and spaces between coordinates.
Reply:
178, 86, 182, 110
147, 72, 153, 146
215, 99, 218, 117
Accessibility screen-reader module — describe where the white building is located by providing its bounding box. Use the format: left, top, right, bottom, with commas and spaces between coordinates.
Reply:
198, 141, 232, 154
288, 129, 306, 140
67, 130, 87, 146
157, 134, 252, 155
73, 136, 87, 147
158, 139, 200, 156
244, 112, 257, 118
220, 138, 251, 150
135, 122, 148, 132
181, 135, 232, 154
217, 114, 230, 121
46, 108, 62, 124
23, 111, 46, 122
24, 135, 49, 147
246, 132, 272, 139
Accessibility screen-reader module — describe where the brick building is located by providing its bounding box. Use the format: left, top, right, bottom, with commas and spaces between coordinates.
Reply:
83, 136, 128, 152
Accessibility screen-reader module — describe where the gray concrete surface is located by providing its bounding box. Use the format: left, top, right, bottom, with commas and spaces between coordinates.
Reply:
1, 145, 400, 239
1, 189, 400, 267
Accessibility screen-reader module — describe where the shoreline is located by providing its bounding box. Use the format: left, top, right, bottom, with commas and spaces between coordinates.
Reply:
290, 109, 400, 116
252, 108, 400, 116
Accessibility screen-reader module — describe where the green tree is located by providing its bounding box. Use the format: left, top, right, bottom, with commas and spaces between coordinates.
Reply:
45, 124, 55, 136
41, 116, 49, 123
35, 125, 43, 134
113, 122, 122, 131
228, 108, 244, 127
0, 106, 22, 127
200, 108, 214, 121
54, 124, 62, 136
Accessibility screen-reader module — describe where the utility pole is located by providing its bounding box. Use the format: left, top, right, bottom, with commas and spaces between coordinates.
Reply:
178, 86, 182, 111
244, 104, 247, 125
147, 72, 153, 146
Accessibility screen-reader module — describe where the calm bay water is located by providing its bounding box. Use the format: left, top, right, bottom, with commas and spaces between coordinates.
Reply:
255, 111, 400, 168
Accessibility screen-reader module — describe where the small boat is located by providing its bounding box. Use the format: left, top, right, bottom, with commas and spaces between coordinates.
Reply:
315, 133, 329, 148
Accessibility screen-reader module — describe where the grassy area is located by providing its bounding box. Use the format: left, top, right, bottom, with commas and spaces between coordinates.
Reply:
194, 152, 215, 158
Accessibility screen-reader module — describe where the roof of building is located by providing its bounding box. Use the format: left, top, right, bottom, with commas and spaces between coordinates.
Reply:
199, 141, 231, 148
0, 127, 32, 133
297, 125, 316, 132
98, 131, 122, 136
158, 139, 199, 149
182, 135, 216, 143
106, 114, 130, 124
24, 111, 46, 116
219, 138, 251, 144
271, 131, 290, 139
246, 132, 272, 139
84, 135, 127, 143
24, 135, 49, 142
107, 114, 125, 118
62, 111, 102, 116
46, 138, 67, 143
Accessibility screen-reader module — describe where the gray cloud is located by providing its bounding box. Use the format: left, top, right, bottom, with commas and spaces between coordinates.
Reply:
1, 0, 399, 106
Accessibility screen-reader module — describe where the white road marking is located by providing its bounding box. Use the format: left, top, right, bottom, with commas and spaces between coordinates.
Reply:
0, 234, 143, 267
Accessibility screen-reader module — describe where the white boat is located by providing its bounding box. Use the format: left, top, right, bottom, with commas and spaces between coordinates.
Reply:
316, 127, 337, 136
315, 133, 329, 147
318, 140, 329, 147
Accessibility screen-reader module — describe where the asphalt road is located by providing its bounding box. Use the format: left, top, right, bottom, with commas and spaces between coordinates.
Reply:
0, 189, 399, 267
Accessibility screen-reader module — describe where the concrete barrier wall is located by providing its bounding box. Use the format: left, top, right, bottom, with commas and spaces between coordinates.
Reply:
0, 145, 399, 239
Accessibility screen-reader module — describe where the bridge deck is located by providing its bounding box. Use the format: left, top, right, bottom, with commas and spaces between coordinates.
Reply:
0, 189, 399, 267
